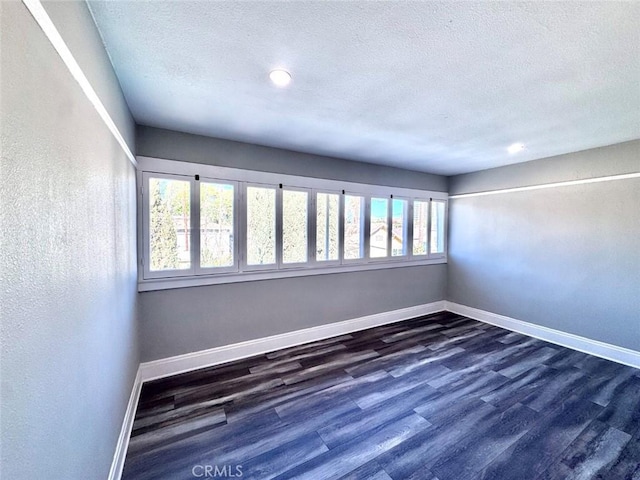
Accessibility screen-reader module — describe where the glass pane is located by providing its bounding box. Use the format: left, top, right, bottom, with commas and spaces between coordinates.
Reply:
430, 201, 446, 254
316, 193, 339, 261
344, 195, 364, 260
283, 190, 308, 264
370, 197, 388, 258
200, 182, 234, 268
246, 186, 276, 265
413, 200, 429, 256
149, 177, 191, 271
392, 199, 408, 257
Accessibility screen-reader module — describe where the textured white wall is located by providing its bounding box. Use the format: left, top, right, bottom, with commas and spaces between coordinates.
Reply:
0, 2, 138, 478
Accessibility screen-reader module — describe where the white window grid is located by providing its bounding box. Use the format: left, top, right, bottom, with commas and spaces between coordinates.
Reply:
137, 157, 448, 290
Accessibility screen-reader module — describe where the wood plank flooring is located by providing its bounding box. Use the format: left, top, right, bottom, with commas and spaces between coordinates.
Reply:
122, 312, 640, 480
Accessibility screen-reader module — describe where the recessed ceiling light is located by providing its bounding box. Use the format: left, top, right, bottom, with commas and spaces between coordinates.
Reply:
269, 69, 291, 87
507, 143, 525, 154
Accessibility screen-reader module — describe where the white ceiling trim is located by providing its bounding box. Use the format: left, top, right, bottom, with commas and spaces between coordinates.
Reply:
21, 0, 137, 168
449, 172, 640, 199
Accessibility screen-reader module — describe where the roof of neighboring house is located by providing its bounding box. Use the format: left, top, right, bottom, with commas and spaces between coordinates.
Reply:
370, 224, 404, 244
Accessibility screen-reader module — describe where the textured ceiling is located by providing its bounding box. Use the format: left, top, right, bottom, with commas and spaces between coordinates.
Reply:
87, 1, 640, 175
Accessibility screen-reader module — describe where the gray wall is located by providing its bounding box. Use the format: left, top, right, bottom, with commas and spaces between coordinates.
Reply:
448, 141, 640, 351
1, 2, 138, 479
140, 265, 446, 361
138, 126, 448, 192
137, 126, 448, 362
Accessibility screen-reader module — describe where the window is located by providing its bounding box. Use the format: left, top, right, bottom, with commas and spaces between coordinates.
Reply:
344, 194, 365, 260
139, 158, 447, 290
392, 198, 408, 257
282, 189, 309, 265
147, 175, 192, 275
413, 200, 429, 256
316, 192, 339, 262
370, 197, 389, 258
200, 182, 234, 269
246, 185, 276, 266
430, 200, 446, 255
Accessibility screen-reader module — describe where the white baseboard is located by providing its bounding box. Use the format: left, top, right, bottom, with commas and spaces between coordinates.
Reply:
138, 301, 446, 382
108, 368, 143, 480
446, 301, 640, 370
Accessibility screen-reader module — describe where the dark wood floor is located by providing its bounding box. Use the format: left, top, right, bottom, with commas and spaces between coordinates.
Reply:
122, 312, 640, 480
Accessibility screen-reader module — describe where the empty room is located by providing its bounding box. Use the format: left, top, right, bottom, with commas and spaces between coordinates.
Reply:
2, 1, 640, 479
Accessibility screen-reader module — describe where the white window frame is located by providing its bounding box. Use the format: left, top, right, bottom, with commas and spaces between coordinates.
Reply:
312, 189, 342, 267
242, 182, 278, 272
141, 172, 196, 279
391, 196, 411, 259
429, 198, 448, 259
410, 197, 431, 260
342, 191, 367, 264
280, 185, 312, 269
368, 195, 391, 262
136, 156, 448, 291
196, 177, 239, 275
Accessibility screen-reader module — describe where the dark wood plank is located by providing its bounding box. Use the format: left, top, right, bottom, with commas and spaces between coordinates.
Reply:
120, 311, 640, 480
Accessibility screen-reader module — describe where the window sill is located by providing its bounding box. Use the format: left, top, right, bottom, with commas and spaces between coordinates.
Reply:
138, 257, 446, 292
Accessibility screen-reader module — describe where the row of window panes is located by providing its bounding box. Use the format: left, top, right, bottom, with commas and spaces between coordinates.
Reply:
147, 176, 445, 275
